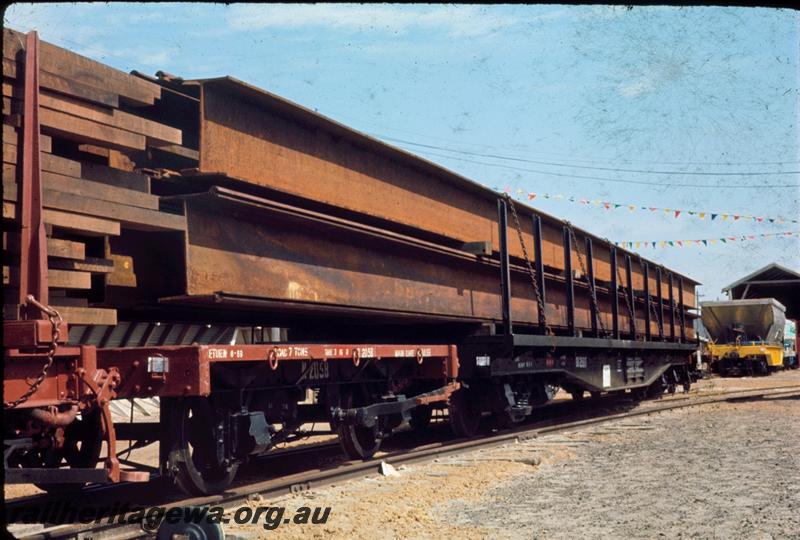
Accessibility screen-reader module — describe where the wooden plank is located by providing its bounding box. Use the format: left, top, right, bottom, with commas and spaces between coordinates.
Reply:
48, 238, 86, 260
4, 287, 90, 307
4, 28, 159, 107
152, 144, 199, 160
44, 294, 89, 308
4, 84, 182, 145
3, 124, 52, 153
43, 208, 121, 236
3, 57, 119, 108
47, 305, 117, 325
3, 143, 83, 177
80, 162, 150, 193
3, 166, 159, 209
39, 108, 146, 151
3, 200, 16, 220
2, 183, 184, 232
4, 266, 92, 289
3, 201, 121, 236
48, 257, 114, 273
4, 233, 86, 260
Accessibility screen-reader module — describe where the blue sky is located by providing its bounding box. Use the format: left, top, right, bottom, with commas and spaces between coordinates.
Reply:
5, 4, 799, 301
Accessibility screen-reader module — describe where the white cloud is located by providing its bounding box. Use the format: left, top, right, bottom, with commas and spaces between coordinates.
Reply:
225, 4, 519, 37
618, 77, 656, 98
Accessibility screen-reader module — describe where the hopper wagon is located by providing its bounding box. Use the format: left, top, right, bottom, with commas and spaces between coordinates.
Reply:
3, 29, 699, 495
701, 298, 787, 376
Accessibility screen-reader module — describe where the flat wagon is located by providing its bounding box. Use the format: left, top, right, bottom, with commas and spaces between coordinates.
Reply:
3, 29, 699, 495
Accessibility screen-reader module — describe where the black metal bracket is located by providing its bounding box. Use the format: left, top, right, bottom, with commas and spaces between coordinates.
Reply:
498, 198, 513, 335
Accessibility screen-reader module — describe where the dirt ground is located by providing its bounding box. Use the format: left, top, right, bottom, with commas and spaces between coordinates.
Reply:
223, 370, 800, 539
5, 370, 800, 534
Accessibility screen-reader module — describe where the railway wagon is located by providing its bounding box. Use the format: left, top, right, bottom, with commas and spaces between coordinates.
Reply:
701, 298, 787, 376
3, 29, 699, 495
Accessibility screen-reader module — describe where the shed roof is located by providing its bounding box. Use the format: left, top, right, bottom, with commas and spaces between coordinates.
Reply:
722, 263, 800, 319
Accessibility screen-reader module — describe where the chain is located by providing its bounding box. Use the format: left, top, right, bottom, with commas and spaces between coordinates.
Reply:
4, 296, 63, 409
649, 269, 665, 338
565, 222, 606, 335
637, 256, 665, 340
613, 254, 637, 337
504, 194, 550, 335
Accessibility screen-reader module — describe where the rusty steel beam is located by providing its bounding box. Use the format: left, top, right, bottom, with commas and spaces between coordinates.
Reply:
154, 187, 696, 339
191, 79, 698, 309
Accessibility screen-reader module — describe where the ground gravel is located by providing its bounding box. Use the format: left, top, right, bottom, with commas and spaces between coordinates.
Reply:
445, 396, 800, 539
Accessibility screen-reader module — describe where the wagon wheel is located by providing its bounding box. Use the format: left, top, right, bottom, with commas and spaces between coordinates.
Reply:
168, 397, 238, 496
30, 408, 104, 495
448, 387, 482, 438
336, 386, 382, 460
408, 405, 432, 432
493, 407, 521, 430
646, 378, 666, 399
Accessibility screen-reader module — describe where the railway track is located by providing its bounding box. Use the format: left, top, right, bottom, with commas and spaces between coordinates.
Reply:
8, 383, 800, 540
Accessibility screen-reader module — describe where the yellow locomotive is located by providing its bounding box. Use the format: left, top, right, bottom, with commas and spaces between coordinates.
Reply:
701, 298, 786, 376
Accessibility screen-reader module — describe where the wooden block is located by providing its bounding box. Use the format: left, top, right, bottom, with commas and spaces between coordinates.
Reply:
48, 238, 86, 260
108, 149, 136, 171
77, 144, 109, 158
49, 305, 117, 325
3, 57, 120, 108
48, 256, 114, 273
47, 90, 181, 145
2, 167, 159, 209
3, 234, 86, 260
4, 28, 160, 107
106, 254, 137, 287
2, 183, 184, 232
80, 162, 150, 193
3, 143, 83, 177
4, 266, 92, 289
40, 108, 146, 151
43, 208, 120, 236
3, 200, 15, 219
3, 124, 53, 153
152, 144, 199, 161
44, 294, 88, 308
5, 84, 182, 145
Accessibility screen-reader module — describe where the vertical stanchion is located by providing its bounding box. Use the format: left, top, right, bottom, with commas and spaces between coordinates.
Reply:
533, 215, 547, 333
668, 272, 676, 341
626, 255, 636, 338
563, 225, 575, 336
610, 246, 620, 339
18, 31, 48, 319
643, 262, 651, 341
678, 277, 686, 342
585, 237, 597, 336
656, 266, 664, 340
497, 199, 513, 335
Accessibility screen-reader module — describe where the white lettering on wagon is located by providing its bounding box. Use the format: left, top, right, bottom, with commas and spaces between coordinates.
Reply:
274, 347, 309, 358
208, 348, 244, 359
393, 348, 432, 358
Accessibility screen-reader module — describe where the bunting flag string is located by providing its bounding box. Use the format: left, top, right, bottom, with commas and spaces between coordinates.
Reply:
615, 231, 799, 249
496, 188, 798, 225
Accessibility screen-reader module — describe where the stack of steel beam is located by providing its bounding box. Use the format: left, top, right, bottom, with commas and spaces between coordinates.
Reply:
4, 28, 698, 341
